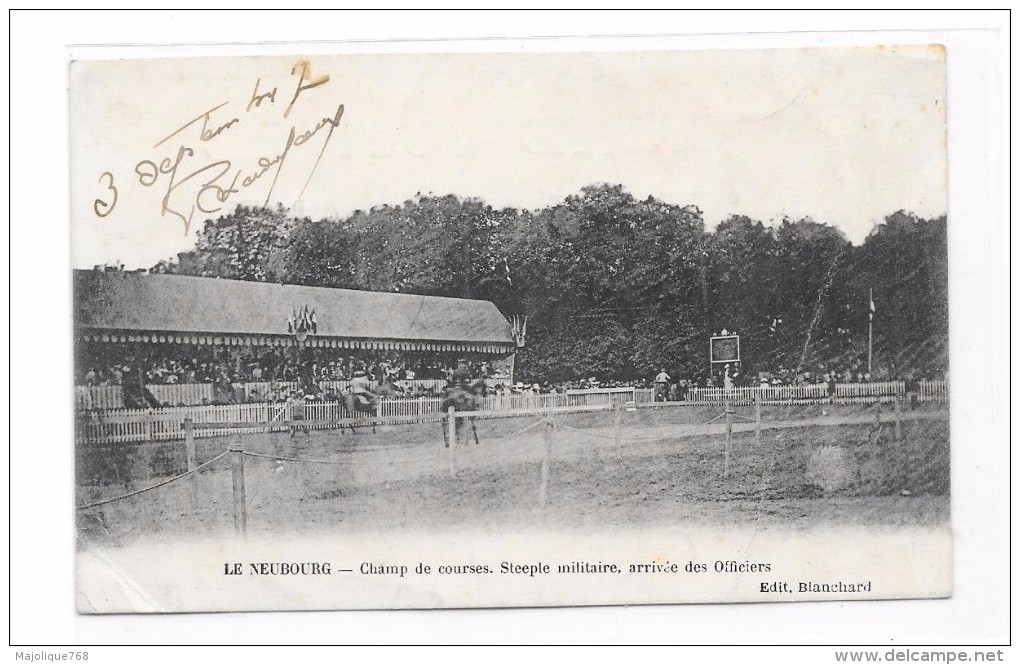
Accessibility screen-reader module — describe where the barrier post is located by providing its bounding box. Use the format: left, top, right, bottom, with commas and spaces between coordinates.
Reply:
724, 402, 734, 478
754, 389, 762, 446
893, 395, 902, 441
613, 404, 623, 447
447, 406, 457, 477
229, 439, 247, 539
183, 418, 196, 469
539, 416, 553, 507
184, 417, 198, 504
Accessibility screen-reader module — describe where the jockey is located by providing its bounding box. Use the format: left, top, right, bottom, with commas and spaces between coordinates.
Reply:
350, 369, 376, 409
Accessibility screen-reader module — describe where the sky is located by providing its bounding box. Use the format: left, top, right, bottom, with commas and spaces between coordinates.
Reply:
70, 45, 947, 269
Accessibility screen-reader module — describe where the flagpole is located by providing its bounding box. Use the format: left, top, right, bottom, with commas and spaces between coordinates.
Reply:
868, 288, 873, 375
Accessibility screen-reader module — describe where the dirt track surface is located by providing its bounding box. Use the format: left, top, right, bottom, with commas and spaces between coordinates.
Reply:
77, 404, 950, 546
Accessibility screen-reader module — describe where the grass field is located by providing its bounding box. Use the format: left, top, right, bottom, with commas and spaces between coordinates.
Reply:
76, 402, 949, 547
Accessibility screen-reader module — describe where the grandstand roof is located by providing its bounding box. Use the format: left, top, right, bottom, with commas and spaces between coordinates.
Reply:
74, 270, 515, 354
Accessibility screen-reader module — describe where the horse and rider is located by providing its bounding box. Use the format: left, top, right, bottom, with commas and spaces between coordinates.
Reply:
337, 369, 379, 435
313, 359, 489, 445
442, 359, 489, 447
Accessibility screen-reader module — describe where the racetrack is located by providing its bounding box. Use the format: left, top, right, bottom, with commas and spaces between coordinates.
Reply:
76, 403, 950, 546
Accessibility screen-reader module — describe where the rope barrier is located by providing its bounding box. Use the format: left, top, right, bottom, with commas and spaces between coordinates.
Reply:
480, 415, 550, 442
555, 415, 724, 445
240, 449, 447, 470
76, 451, 229, 511
242, 450, 348, 466
597, 411, 726, 443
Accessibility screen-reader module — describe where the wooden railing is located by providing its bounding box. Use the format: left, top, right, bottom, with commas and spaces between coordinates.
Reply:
74, 381, 949, 444
74, 385, 123, 410
638, 380, 949, 406
75, 378, 453, 409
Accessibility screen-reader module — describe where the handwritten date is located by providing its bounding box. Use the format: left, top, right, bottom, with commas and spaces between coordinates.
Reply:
92, 59, 345, 235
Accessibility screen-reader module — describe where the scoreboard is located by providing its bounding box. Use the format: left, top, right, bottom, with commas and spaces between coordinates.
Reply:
710, 334, 740, 365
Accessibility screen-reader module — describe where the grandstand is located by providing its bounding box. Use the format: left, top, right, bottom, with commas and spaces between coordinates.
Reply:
74, 269, 518, 409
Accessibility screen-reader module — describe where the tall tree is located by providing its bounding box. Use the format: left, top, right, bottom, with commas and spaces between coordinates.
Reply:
152, 191, 947, 382
172, 204, 292, 282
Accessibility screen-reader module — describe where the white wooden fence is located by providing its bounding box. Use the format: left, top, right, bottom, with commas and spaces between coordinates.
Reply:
919, 379, 949, 402
684, 383, 831, 404
836, 381, 904, 397
482, 394, 567, 411
634, 388, 656, 403
147, 383, 215, 406
566, 387, 636, 407
76, 402, 292, 444
318, 379, 447, 395
379, 396, 445, 417
658, 382, 898, 405
75, 378, 452, 410
75, 390, 641, 444
641, 380, 949, 406
74, 385, 123, 410
75, 380, 949, 444
75, 378, 950, 412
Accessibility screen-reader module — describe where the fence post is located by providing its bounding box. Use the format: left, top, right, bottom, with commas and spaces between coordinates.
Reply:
893, 395, 902, 441
229, 438, 247, 539
613, 404, 623, 447
539, 416, 553, 507
724, 402, 734, 478
754, 389, 762, 446
447, 406, 457, 477
184, 417, 198, 504
183, 418, 196, 469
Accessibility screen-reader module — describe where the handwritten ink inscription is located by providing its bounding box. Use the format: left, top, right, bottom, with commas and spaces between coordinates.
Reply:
93, 172, 118, 218
91, 59, 344, 235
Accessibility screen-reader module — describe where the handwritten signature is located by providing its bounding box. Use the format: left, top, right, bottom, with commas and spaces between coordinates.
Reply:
91, 60, 344, 235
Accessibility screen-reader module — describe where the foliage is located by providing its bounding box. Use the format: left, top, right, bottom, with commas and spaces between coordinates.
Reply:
161, 189, 949, 382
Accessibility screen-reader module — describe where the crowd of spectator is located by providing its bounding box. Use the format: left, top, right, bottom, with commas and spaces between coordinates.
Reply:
76, 344, 484, 388
77, 343, 945, 409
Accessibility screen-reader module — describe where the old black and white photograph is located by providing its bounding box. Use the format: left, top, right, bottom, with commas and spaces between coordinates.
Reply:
66, 43, 956, 614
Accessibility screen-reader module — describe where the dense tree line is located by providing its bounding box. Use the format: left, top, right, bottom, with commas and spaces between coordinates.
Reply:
151, 185, 948, 383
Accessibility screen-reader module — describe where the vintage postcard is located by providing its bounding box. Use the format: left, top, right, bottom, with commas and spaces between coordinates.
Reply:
70, 45, 950, 613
